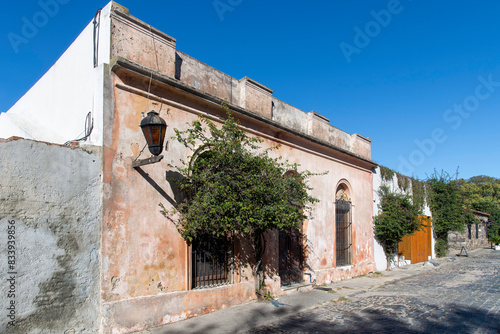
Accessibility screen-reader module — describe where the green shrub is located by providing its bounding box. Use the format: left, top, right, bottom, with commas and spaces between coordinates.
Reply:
489, 234, 500, 245
374, 186, 423, 268
435, 239, 449, 257
428, 170, 471, 257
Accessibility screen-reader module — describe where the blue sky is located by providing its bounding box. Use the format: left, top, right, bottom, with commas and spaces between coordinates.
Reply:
1, 0, 499, 180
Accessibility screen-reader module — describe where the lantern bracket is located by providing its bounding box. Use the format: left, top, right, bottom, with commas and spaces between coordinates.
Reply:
132, 155, 164, 168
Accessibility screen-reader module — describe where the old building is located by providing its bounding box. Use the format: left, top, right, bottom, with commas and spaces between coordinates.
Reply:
0, 2, 377, 333
447, 209, 490, 256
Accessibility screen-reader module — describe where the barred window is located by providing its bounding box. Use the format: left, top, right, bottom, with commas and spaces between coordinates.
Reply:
191, 234, 233, 289
336, 188, 352, 266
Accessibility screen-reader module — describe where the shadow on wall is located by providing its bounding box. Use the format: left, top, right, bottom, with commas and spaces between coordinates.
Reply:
154, 166, 314, 291
135, 168, 182, 208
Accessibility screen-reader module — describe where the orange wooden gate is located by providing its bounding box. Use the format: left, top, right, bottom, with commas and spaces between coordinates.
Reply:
398, 216, 432, 264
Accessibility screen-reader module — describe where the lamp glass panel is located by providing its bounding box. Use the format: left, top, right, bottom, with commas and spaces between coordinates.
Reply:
150, 125, 161, 145
142, 127, 153, 146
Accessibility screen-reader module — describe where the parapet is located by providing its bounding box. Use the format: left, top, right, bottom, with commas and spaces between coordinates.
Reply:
109, 2, 372, 161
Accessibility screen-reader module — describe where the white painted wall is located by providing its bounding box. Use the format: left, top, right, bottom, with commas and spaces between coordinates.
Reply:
373, 166, 404, 271
0, 2, 113, 146
372, 167, 435, 271
422, 196, 436, 259
373, 167, 388, 271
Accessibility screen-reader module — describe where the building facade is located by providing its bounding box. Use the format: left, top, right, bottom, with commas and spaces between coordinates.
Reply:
447, 210, 490, 256
1, 2, 377, 333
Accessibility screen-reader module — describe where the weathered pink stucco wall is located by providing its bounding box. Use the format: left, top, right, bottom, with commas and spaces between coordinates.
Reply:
256, 130, 376, 285
101, 74, 261, 334
100, 4, 376, 333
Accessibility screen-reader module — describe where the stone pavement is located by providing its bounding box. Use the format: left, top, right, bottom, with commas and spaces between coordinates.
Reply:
139, 248, 500, 334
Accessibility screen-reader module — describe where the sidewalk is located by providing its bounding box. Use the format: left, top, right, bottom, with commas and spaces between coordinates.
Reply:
138, 251, 480, 334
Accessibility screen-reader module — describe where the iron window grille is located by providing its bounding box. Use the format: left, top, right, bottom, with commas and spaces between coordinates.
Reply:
336, 189, 352, 266
476, 223, 479, 239
191, 233, 233, 289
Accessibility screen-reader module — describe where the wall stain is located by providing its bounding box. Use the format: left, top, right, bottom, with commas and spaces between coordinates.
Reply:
15, 219, 83, 333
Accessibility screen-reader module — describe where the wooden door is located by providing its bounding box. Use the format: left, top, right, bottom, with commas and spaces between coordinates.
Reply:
398, 216, 432, 264
279, 228, 303, 285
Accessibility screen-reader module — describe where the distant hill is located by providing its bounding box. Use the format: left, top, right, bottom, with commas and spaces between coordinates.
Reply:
467, 175, 500, 184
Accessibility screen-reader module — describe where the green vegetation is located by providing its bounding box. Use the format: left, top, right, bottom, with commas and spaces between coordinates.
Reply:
164, 103, 322, 289
379, 165, 500, 255
468, 200, 500, 245
454, 175, 500, 246
368, 271, 384, 278
460, 175, 500, 205
396, 172, 411, 192
260, 289, 275, 302
489, 234, 500, 245
411, 178, 427, 212
380, 166, 395, 182
374, 186, 423, 268
379, 165, 429, 209
427, 170, 476, 257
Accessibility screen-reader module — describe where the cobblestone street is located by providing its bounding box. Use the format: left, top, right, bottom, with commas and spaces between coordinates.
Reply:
247, 250, 500, 334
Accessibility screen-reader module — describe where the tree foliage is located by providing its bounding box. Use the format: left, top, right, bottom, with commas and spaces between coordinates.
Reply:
460, 175, 500, 207
374, 186, 423, 268
427, 170, 475, 256
468, 175, 500, 185
164, 105, 321, 283
456, 175, 500, 244
460, 180, 500, 206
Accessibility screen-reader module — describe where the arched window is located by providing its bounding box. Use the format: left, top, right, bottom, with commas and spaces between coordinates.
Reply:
335, 186, 352, 266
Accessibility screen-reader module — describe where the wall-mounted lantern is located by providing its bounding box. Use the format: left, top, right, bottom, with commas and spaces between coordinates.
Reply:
133, 111, 167, 168
141, 111, 167, 156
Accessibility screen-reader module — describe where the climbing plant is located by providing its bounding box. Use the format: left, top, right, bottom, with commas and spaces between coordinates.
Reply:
380, 166, 395, 182
427, 170, 475, 257
396, 172, 411, 192
379, 166, 428, 212
163, 103, 322, 290
373, 186, 423, 269
411, 178, 427, 212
